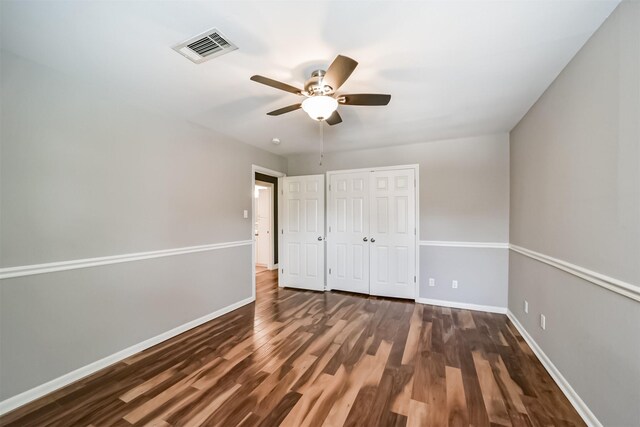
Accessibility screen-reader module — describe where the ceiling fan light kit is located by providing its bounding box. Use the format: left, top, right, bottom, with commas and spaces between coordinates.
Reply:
250, 54, 391, 126
301, 96, 338, 121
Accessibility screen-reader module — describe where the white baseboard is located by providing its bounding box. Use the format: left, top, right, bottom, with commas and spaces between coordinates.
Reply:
268, 263, 278, 271
506, 310, 601, 427
416, 297, 507, 314
0, 296, 255, 416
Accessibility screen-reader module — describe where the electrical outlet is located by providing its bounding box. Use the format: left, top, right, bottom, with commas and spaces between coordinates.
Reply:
540, 314, 546, 330
429, 278, 435, 287
452, 280, 458, 289
524, 300, 529, 314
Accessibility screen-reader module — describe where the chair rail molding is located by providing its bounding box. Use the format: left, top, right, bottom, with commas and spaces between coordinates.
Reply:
419, 240, 509, 249
509, 244, 639, 302
0, 240, 253, 280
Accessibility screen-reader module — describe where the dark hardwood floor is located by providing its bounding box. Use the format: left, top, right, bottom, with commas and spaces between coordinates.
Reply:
1, 270, 584, 427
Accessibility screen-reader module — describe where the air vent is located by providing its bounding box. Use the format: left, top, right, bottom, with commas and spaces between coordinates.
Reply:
172, 28, 238, 64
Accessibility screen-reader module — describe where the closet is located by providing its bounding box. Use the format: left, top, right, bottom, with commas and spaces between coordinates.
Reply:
326, 167, 417, 299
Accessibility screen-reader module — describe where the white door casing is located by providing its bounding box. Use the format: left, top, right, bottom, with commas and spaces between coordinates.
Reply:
255, 186, 272, 266
281, 175, 325, 291
369, 169, 416, 299
327, 172, 370, 294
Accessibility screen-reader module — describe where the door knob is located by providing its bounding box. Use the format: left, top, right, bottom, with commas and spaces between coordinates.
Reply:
363, 237, 368, 242
370, 238, 376, 243
317, 236, 323, 241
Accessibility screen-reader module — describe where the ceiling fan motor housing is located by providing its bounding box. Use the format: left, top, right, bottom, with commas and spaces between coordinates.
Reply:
305, 70, 333, 96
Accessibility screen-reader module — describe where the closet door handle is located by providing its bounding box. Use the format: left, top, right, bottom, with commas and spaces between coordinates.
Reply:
317, 236, 323, 241
370, 238, 376, 243
363, 237, 368, 242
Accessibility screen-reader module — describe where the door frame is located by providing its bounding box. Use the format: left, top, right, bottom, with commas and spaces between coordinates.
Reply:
251, 165, 286, 300
254, 181, 275, 270
325, 164, 420, 301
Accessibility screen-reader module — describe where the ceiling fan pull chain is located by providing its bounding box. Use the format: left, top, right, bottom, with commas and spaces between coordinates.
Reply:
319, 120, 324, 166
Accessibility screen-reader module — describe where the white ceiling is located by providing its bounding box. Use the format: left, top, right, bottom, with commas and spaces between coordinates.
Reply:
1, 0, 619, 155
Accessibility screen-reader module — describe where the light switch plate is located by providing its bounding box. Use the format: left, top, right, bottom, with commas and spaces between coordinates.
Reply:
243, 210, 248, 219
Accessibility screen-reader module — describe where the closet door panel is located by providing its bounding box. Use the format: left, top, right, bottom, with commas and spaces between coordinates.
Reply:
327, 172, 370, 294
281, 175, 325, 291
369, 169, 416, 299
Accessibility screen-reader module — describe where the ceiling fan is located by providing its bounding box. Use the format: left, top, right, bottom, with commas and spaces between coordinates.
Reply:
250, 55, 391, 125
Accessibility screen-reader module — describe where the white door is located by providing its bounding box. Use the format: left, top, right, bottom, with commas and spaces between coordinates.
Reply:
327, 172, 370, 294
255, 186, 272, 266
281, 175, 325, 291
369, 169, 416, 299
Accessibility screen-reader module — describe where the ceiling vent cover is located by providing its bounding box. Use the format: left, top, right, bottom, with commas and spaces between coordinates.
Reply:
172, 28, 238, 64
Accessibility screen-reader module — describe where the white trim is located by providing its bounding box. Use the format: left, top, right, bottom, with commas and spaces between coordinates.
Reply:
252, 165, 287, 178
251, 165, 286, 297
416, 297, 507, 314
0, 240, 252, 280
414, 166, 420, 301
0, 296, 255, 416
509, 244, 640, 302
506, 310, 601, 427
278, 176, 285, 288
420, 240, 509, 249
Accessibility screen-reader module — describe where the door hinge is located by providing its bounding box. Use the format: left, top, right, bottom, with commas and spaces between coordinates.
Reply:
329, 225, 332, 232
281, 229, 284, 235
414, 275, 416, 283
329, 184, 332, 191
281, 268, 284, 274
329, 268, 332, 275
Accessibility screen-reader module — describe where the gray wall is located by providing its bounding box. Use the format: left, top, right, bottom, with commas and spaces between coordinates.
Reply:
1, 247, 251, 400
288, 134, 510, 308
509, 2, 640, 425
421, 246, 508, 308
0, 52, 286, 400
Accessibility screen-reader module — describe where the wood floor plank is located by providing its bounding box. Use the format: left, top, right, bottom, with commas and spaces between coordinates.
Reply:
473, 351, 512, 427
446, 366, 469, 427
0, 270, 586, 427
323, 340, 393, 427
407, 399, 429, 427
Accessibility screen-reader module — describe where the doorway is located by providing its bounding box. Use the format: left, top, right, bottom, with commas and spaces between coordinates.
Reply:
251, 165, 285, 300
254, 181, 272, 270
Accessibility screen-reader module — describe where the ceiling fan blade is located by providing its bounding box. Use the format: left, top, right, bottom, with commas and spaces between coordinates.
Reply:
267, 103, 302, 116
250, 75, 302, 95
341, 94, 391, 106
325, 110, 342, 126
323, 55, 358, 92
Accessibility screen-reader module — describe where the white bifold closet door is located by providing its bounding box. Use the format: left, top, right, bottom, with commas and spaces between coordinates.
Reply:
327, 168, 416, 299
281, 175, 325, 291
327, 172, 370, 294
369, 169, 416, 299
